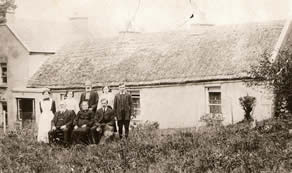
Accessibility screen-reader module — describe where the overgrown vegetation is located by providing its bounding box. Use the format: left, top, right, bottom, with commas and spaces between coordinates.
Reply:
248, 50, 292, 117
0, 0, 16, 23
0, 120, 292, 173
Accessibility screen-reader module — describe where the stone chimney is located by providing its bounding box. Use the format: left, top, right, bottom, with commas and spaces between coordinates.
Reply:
119, 20, 140, 34
69, 11, 91, 40
188, 10, 214, 34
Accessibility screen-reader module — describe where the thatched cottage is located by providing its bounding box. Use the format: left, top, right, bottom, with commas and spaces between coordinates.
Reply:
24, 20, 292, 129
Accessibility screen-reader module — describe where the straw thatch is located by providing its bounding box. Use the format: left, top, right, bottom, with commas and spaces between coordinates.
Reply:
28, 21, 284, 88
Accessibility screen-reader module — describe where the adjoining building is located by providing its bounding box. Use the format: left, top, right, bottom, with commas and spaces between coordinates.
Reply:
0, 17, 71, 129
26, 20, 292, 129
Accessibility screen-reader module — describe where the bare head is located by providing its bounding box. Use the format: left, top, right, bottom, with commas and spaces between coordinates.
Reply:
119, 83, 126, 93
101, 98, 108, 108
42, 88, 51, 99
65, 90, 74, 99
102, 85, 110, 94
81, 101, 89, 111
85, 80, 92, 92
59, 101, 67, 112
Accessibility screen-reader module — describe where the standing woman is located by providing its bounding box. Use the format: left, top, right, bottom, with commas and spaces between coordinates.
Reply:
64, 90, 79, 114
98, 85, 115, 109
37, 88, 56, 143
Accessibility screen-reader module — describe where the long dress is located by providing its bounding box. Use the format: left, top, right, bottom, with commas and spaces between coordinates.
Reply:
37, 98, 55, 143
64, 98, 79, 114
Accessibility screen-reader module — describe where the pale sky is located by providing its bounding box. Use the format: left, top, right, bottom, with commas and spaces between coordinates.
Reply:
14, 0, 292, 35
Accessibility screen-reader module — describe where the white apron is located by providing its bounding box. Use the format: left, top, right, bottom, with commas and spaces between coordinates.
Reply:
37, 99, 54, 143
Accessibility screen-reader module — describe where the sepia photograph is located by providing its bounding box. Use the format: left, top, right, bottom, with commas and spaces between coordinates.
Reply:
0, 0, 292, 172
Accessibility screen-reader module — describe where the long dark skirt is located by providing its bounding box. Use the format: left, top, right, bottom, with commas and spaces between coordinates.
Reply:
71, 127, 91, 145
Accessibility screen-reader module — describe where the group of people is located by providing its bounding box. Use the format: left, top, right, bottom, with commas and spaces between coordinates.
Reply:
36, 81, 133, 146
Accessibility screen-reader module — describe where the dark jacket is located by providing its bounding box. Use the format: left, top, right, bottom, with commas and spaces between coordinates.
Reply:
114, 92, 132, 120
94, 107, 115, 126
51, 110, 75, 128
73, 110, 94, 127
39, 99, 56, 114
79, 91, 99, 112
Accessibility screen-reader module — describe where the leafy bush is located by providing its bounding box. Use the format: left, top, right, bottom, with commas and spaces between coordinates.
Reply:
0, 119, 292, 173
248, 50, 292, 117
200, 113, 224, 127
239, 95, 256, 121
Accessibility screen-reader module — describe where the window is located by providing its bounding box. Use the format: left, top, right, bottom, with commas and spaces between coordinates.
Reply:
207, 87, 222, 114
2, 102, 7, 126
1, 63, 7, 83
16, 98, 35, 121
128, 90, 140, 118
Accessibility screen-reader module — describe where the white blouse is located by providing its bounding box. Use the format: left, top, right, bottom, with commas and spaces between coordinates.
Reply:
64, 98, 79, 113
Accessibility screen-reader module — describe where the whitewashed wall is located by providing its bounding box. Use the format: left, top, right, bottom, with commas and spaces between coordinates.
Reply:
140, 81, 273, 129
18, 81, 273, 130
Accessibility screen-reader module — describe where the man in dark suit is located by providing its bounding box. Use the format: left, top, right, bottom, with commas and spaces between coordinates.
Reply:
91, 98, 115, 144
114, 83, 133, 139
79, 80, 99, 112
72, 101, 95, 145
48, 101, 76, 146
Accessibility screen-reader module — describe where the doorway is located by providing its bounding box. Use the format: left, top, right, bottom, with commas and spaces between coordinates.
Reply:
17, 98, 35, 128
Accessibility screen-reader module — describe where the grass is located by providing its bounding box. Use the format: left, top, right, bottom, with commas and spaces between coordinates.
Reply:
0, 119, 292, 173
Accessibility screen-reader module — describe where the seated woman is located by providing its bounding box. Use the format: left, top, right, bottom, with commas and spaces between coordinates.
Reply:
91, 98, 115, 144
48, 101, 76, 146
71, 101, 95, 145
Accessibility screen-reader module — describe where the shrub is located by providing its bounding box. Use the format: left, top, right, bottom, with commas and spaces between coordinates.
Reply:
200, 113, 224, 127
248, 50, 292, 117
239, 95, 256, 121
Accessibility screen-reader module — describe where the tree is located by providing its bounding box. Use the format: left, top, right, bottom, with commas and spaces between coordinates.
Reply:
247, 50, 292, 118
0, 0, 16, 24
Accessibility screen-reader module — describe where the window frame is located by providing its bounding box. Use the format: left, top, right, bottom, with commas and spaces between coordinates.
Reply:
205, 86, 222, 114
16, 98, 35, 121
0, 63, 7, 83
127, 89, 141, 118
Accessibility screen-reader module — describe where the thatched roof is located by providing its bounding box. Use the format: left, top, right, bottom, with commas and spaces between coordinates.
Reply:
28, 21, 285, 88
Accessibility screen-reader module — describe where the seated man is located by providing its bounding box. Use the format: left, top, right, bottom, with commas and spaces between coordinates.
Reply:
71, 101, 94, 145
91, 98, 115, 144
48, 101, 75, 146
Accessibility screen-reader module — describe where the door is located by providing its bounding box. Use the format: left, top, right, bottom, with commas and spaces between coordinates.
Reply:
17, 98, 35, 128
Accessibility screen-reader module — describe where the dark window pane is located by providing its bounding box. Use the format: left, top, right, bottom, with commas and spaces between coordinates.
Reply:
129, 90, 140, 117
209, 92, 221, 104
209, 105, 222, 114
1, 63, 7, 83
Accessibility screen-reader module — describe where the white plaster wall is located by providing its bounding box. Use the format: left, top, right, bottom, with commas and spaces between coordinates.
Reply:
221, 82, 273, 125
140, 81, 273, 129
140, 85, 206, 128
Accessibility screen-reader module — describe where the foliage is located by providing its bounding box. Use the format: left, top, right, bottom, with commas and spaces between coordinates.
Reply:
200, 113, 224, 127
0, 0, 16, 23
0, 119, 292, 173
239, 95, 256, 121
248, 50, 292, 117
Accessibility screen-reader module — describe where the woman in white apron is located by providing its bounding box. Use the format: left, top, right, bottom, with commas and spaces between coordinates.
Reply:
64, 90, 79, 114
37, 88, 56, 143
